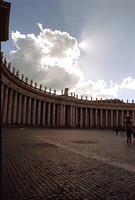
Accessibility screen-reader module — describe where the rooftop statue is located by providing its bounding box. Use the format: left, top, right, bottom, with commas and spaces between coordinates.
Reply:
25, 77, 28, 83
21, 74, 24, 81
12, 67, 15, 75
40, 84, 42, 90
30, 80, 33, 86
16, 70, 19, 78
8, 62, 11, 70
64, 88, 69, 96
45, 86, 47, 92
4, 57, 7, 65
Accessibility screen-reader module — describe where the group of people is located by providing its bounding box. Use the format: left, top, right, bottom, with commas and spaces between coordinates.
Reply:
115, 125, 135, 143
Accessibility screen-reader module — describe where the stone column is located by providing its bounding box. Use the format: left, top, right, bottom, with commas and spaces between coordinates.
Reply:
63, 105, 65, 126
2, 86, 9, 123
42, 102, 46, 125
132, 110, 135, 126
90, 108, 92, 127
70, 106, 73, 127
75, 107, 78, 126
12, 91, 17, 124
22, 96, 27, 124
121, 110, 123, 127
32, 99, 36, 125
17, 93, 22, 124
56, 104, 60, 126
85, 108, 88, 127
106, 109, 108, 127
60, 104, 63, 126
27, 97, 31, 125
116, 110, 118, 126
72, 106, 75, 127
37, 100, 41, 125
80, 107, 83, 128
111, 110, 113, 128
100, 109, 103, 127
1, 83, 4, 113
52, 103, 55, 126
7, 89, 13, 124
95, 108, 97, 127
47, 102, 51, 126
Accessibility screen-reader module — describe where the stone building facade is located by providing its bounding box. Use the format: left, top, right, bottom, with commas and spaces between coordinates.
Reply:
1, 53, 135, 128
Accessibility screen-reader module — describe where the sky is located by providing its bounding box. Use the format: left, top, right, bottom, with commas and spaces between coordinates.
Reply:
2, 0, 135, 102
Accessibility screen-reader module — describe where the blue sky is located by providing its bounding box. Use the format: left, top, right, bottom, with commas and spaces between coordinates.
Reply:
2, 0, 135, 102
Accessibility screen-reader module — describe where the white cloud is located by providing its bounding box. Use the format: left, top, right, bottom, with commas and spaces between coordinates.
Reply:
70, 79, 119, 100
5, 23, 135, 102
120, 77, 135, 90
8, 24, 81, 90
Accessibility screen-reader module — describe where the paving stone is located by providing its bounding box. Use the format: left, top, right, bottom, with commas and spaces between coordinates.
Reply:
2, 127, 135, 200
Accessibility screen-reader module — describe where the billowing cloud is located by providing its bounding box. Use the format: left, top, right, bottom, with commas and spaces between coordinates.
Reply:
70, 80, 119, 100
8, 23, 82, 90
5, 23, 135, 101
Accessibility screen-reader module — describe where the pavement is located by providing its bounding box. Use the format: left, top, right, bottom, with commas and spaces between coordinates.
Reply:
1, 127, 135, 200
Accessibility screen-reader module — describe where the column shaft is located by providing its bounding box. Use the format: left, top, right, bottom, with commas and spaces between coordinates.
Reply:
95, 109, 97, 127
116, 110, 118, 126
90, 108, 92, 127
111, 110, 113, 127
121, 110, 123, 127
132, 110, 135, 126
7, 89, 13, 124
70, 106, 73, 127
22, 96, 27, 124
27, 97, 31, 124
17, 93, 22, 124
60, 104, 63, 126
75, 107, 78, 126
56, 104, 59, 126
72, 106, 75, 127
32, 99, 36, 125
85, 108, 88, 127
63, 105, 65, 126
47, 102, 51, 126
42, 102, 46, 125
106, 109, 108, 127
2, 87, 9, 123
100, 109, 103, 127
1, 83, 4, 114
12, 91, 17, 123
52, 103, 55, 126
80, 107, 83, 128
37, 100, 41, 124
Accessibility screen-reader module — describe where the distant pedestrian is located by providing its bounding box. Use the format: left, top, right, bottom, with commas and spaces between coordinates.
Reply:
119, 126, 123, 135
132, 127, 135, 143
115, 126, 119, 135
126, 125, 133, 143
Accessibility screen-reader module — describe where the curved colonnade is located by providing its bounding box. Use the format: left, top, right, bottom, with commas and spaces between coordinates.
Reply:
1, 54, 135, 128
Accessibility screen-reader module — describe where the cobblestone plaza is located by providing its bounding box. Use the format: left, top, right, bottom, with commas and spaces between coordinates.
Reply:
2, 127, 135, 200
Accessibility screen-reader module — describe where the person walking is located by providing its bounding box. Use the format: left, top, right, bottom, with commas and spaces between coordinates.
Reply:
132, 127, 135, 143
115, 126, 119, 135
126, 125, 133, 143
